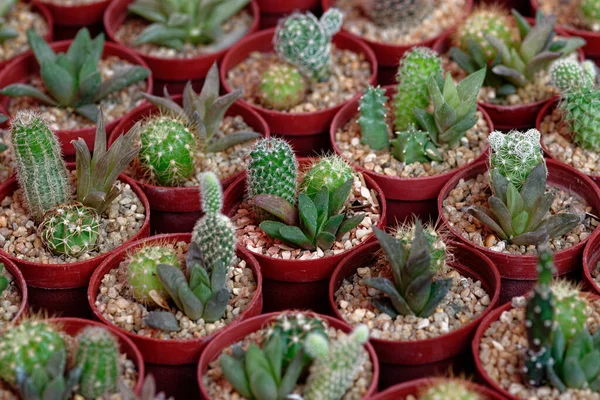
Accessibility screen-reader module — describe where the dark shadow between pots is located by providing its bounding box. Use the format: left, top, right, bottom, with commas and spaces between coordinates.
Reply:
261, 279, 331, 315
145, 363, 200, 399
28, 286, 92, 319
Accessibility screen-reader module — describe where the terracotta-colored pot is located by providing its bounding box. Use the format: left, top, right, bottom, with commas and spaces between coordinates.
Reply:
583, 230, 600, 295
104, 0, 259, 94
536, 98, 600, 189
330, 85, 493, 226
438, 158, 600, 303
88, 233, 263, 365
0, 173, 151, 289
369, 377, 506, 400
39, 0, 109, 26
197, 311, 380, 399
0, 40, 152, 156
109, 96, 270, 234
0, 255, 28, 325
219, 28, 378, 156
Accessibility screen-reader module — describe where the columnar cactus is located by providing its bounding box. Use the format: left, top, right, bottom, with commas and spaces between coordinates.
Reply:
303, 324, 369, 400
138, 117, 196, 187
300, 155, 354, 199
393, 47, 442, 131
358, 85, 390, 150
257, 64, 307, 110
273, 9, 343, 81
361, 0, 433, 30
10, 111, 70, 222
391, 125, 441, 164
579, 0, 600, 30
551, 280, 587, 343
199, 171, 223, 215
394, 221, 447, 272
126, 246, 178, 305
419, 381, 482, 400
76, 326, 120, 398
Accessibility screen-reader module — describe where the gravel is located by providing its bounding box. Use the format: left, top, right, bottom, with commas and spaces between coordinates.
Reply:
0, 266, 21, 328
0, 2, 48, 63
95, 241, 257, 340
0, 130, 15, 185
536, 0, 594, 31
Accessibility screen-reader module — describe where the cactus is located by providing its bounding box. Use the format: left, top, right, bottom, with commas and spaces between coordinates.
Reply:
0, 0, 17, 44
0, 264, 8, 296
551, 280, 587, 343
75, 326, 120, 398
126, 246, 177, 306
394, 221, 447, 272
300, 155, 354, 199
303, 324, 369, 400
138, 117, 196, 187
274, 9, 343, 81
579, 0, 600, 30
393, 47, 442, 131
550, 59, 595, 92
10, 111, 70, 222
419, 381, 482, 400
257, 64, 307, 110
38, 203, 101, 257
391, 125, 441, 164
358, 85, 390, 151
199, 171, 223, 215
361, 0, 433, 30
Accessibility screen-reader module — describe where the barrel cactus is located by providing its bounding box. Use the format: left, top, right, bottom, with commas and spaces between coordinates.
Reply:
257, 64, 307, 110
126, 245, 178, 305
300, 155, 354, 198
419, 381, 482, 400
75, 326, 120, 398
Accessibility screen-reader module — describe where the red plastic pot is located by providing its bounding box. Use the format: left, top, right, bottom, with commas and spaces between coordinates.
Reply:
39, 0, 108, 26
369, 377, 506, 400
197, 311, 379, 399
109, 97, 270, 234
104, 0, 259, 94
257, 0, 320, 29
0, 255, 28, 325
88, 233, 263, 365
220, 28, 378, 156
0, 173, 150, 289
0, 40, 152, 157
583, 230, 600, 295
438, 158, 600, 303
330, 85, 493, 226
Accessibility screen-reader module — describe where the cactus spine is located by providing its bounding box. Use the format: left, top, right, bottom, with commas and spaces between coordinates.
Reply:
419, 381, 482, 400
300, 155, 354, 198
10, 111, 70, 222
362, 0, 433, 30
358, 85, 390, 150
391, 125, 441, 164
551, 280, 587, 343
550, 59, 595, 91
75, 326, 120, 398
126, 246, 177, 305
257, 64, 307, 110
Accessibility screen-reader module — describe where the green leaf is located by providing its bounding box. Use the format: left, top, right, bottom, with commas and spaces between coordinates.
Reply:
134, 23, 186, 46
128, 3, 167, 23
485, 34, 511, 63
489, 196, 515, 237
252, 194, 298, 226
506, 183, 524, 217
449, 47, 477, 74
140, 91, 187, 121
26, 28, 55, 66
278, 350, 305, 398
298, 193, 317, 241
145, 311, 180, 332
40, 62, 75, 106
219, 354, 252, 398
205, 0, 249, 31
279, 225, 314, 250
511, 229, 549, 246
526, 50, 561, 77
178, 285, 205, 320
418, 278, 452, 317
66, 28, 91, 75
540, 213, 582, 238
0, 27, 17, 42
520, 162, 547, 213
328, 179, 352, 216
404, 220, 431, 282
321, 213, 344, 236
511, 9, 532, 38
512, 210, 529, 236
466, 205, 508, 240
526, 192, 554, 232
196, 63, 220, 119
263, 333, 282, 385
580, 350, 600, 381
77, 71, 102, 105
313, 187, 329, 232
205, 131, 261, 153
337, 214, 365, 239
75, 104, 99, 122
259, 221, 288, 243
456, 68, 486, 103
93, 66, 149, 102
363, 277, 414, 316
203, 289, 229, 322
204, 89, 243, 139
315, 231, 336, 250
373, 227, 406, 287
0, 83, 58, 105
492, 65, 527, 87
563, 356, 588, 389
520, 14, 556, 62
414, 108, 438, 143
404, 271, 434, 315
210, 259, 228, 293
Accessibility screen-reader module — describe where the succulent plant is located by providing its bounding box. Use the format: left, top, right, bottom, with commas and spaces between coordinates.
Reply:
300, 155, 354, 199
360, 0, 433, 30
0, 28, 149, 123
274, 9, 343, 82
126, 245, 178, 306
358, 85, 390, 151
75, 326, 120, 398
0, 264, 8, 296
257, 64, 307, 110
551, 280, 587, 343
393, 221, 447, 272
391, 125, 441, 164
116, 374, 173, 400
579, 0, 600, 31
419, 381, 482, 400
467, 130, 582, 246
303, 324, 369, 400
394, 47, 442, 132
128, 0, 250, 51
550, 59, 596, 91
0, 0, 17, 44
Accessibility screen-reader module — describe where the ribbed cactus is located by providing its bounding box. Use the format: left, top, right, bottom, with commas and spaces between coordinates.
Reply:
394, 222, 447, 272
257, 64, 307, 110
579, 0, 600, 30
274, 9, 343, 81
75, 326, 120, 398
138, 117, 196, 187
358, 85, 390, 151
550, 59, 595, 91
391, 125, 441, 164
393, 47, 442, 131
361, 0, 433, 30
419, 381, 482, 400
10, 111, 70, 222
303, 324, 369, 400
199, 171, 222, 215
551, 280, 587, 343
126, 246, 177, 305
300, 155, 353, 199
38, 203, 101, 257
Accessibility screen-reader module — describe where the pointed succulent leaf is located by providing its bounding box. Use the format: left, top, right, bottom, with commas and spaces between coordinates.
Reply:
449, 48, 477, 74
541, 213, 582, 238
467, 206, 508, 240
404, 271, 434, 315
280, 225, 314, 250
251, 194, 298, 226
42, 377, 66, 400
94, 66, 149, 102
512, 9, 532, 38
456, 68, 486, 102
506, 183, 524, 216
66, 29, 91, 73
156, 263, 187, 310
580, 350, 600, 381
404, 220, 431, 282
219, 354, 252, 398
526, 51, 562, 77
210, 259, 228, 293
525, 192, 554, 232
418, 278, 452, 317
485, 33, 511, 63
489, 196, 515, 237
314, 187, 329, 232
512, 210, 529, 235
321, 213, 344, 236
140, 92, 187, 121
298, 193, 317, 241
40, 62, 75, 105
75, 104, 99, 122
559, 37, 586, 57
26, 28, 56, 66
363, 277, 414, 316
315, 231, 336, 250
278, 350, 305, 398
259, 221, 289, 243
134, 23, 186, 47
328, 179, 353, 215
206, 0, 249, 29
520, 14, 557, 62
203, 288, 229, 322
197, 63, 220, 119
370, 297, 399, 318
145, 311, 181, 331
511, 229, 550, 246
205, 131, 261, 153
437, 113, 479, 145
178, 285, 205, 320
337, 214, 365, 239
373, 226, 406, 286
263, 332, 282, 381
492, 65, 527, 87
414, 107, 438, 143
204, 89, 243, 138
520, 162, 547, 212
563, 356, 588, 389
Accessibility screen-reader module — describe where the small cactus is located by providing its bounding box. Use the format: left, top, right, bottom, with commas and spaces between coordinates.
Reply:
10, 111, 71, 222
394, 221, 447, 272
138, 117, 196, 187
550, 59, 595, 92
38, 203, 100, 257
419, 380, 482, 400
361, 0, 433, 30
358, 85, 390, 151
579, 0, 600, 31
391, 125, 442, 164
126, 246, 178, 305
551, 280, 587, 343
199, 171, 223, 215
257, 64, 307, 110
300, 155, 354, 199
76, 326, 120, 398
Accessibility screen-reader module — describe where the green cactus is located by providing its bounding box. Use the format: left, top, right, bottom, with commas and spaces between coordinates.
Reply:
257, 64, 307, 110
273, 9, 343, 81
199, 171, 223, 215
0, 0, 17, 44
550, 59, 595, 92
300, 155, 354, 199
419, 381, 482, 400
358, 85, 390, 151
38, 203, 101, 257
390, 125, 441, 164
393, 47, 442, 132
394, 221, 447, 272
138, 117, 196, 187
126, 246, 177, 306
0, 264, 8, 297
361, 0, 433, 30
303, 324, 369, 400
75, 326, 120, 398
551, 280, 587, 344
579, 0, 600, 30
10, 111, 70, 222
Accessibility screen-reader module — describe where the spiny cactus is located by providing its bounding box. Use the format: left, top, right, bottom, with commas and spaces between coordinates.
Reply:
257, 64, 307, 110
550, 59, 596, 92
76, 326, 120, 398
419, 381, 482, 400
393, 47, 442, 131
300, 155, 354, 199
358, 85, 390, 151
138, 117, 196, 187
10, 111, 70, 222
391, 125, 441, 164
579, 0, 600, 31
394, 221, 447, 272
274, 9, 343, 82
199, 171, 223, 215
0, 0, 17, 44
361, 0, 433, 30
38, 203, 100, 257
551, 280, 587, 343
364, 222, 452, 318
126, 246, 177, 306
303, 324, 369, 400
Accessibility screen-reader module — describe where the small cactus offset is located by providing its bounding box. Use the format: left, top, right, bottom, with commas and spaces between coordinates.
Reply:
391, 125, 441, 164
257, 64, 307, 110
393, 47, 442, 131
393, 221, 447, 272
10, 111, 70, 222
303, 324, 369, 400
579, 0, 600, 31
358, 85, 390, 151
126, 246, 178, 306
274, 9, 343, 81
419, 381, 482, 400
550, 59, 595, 92
551, 280, 587, 343
300, 155, 354, 199
0, 0, 17, 44
75, 326, 120, 398
199, 171, 224, 215
361, 0, 433, 30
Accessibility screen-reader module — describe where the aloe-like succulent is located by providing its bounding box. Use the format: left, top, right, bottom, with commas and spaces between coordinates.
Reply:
0, 28, 149, 123
0, 0, 17, 44
128, 0, 250, 51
